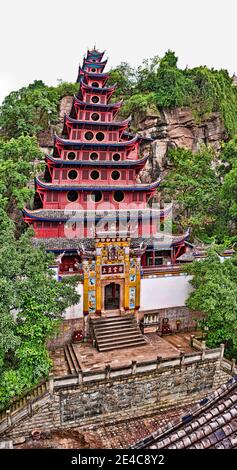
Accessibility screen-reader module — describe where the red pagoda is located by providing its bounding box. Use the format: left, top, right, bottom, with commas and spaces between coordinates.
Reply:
24, 49, 190, 334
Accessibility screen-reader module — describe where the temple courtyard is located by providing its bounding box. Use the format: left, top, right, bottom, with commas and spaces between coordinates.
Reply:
51, 331, 197, 376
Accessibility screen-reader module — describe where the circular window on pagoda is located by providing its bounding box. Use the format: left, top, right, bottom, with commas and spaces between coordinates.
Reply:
67, 151, 76, 160
91, 113, 100, 121
113, 190, 124, 202
92, 82, 99, 88
96, 132, 105, 142
91, 190, 102, 202
90, 170, 100, 180
91, 95, 99, 103
68, 170, 78, 180
91, 68, 96, 72
85, 131, 94, 141
112, 153, 121, 161
111, 170, 120, 180
90, 152, 99, 161
67, 190, 78, 202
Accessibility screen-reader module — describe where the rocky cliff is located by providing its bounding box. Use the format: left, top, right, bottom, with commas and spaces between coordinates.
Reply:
40, 97, 227, 184
137, 106, 227, 182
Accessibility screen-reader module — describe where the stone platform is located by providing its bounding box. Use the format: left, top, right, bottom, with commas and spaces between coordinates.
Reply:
51, 331, 196, 376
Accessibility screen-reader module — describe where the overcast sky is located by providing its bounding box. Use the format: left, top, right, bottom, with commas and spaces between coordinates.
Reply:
0, 0, 236, 103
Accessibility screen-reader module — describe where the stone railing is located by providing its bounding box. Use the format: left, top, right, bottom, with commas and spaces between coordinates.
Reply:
52, 346, 223, 388
221, 357, 237, 375
0, 345, 225, 436
0, 381, 49, 435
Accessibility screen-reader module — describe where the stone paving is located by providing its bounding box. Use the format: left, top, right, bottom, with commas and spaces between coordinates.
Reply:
51, 331, 195, 376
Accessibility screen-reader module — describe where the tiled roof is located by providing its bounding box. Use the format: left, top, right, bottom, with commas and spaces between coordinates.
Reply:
23, 206, 172, 222
132, 376, 237, 449
31, 231, 189, 251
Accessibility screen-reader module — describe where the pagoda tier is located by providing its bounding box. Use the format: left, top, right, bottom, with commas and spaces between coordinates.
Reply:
45, 153, 149, 168
34, 176, 160, 210
23, 206, 173, 240
62, 114, 132, 138
82, 59, 107, 73
77, 68, 110, 86
30, 230, 190, 253
70, 95, 123, 120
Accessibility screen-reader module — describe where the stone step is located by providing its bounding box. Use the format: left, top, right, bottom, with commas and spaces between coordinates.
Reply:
97, 336, 146, 346
64, 345, 77, 375
98, 339, 147, 352
92, 320, 136, 328
95, 327, 140, 339
91, 315, 134, 324
93, 319, 137, 329
94, 323, 138, 333
98, 333, 144, 345
64, 343, 81, 375
91, 314, 146, 352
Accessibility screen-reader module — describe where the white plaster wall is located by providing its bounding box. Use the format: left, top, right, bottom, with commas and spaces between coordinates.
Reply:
140, 275, 193, 310
64, 283, 84, 319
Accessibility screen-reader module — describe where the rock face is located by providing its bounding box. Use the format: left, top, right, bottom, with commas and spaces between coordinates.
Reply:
39, 99, 227, 184
137, 107, 227, 182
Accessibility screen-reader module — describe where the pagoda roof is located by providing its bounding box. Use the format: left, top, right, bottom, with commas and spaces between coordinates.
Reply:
35, 176, 161, 192
54, 133, 138, 150
72, 95, 123, 112
46, 153, 148, 168
23, 205, 172, 222
83, 59, 107, 67
63, 114, 131, 132
77, 67, 109, 83
86, 49, 105, 59
122, 131, 153, 143
30, 229, 188, 252
80, 81, 116, 95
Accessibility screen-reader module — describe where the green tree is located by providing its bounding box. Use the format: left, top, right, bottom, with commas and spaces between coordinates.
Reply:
0, 80, 78, 139
0, 136, 43, 227
161, 146, 223, 241
0, 214, 80, 410
186, 252, 237, 359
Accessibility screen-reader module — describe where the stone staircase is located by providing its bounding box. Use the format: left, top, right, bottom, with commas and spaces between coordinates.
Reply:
64, 342, 81, 375
91, 315, 147, 352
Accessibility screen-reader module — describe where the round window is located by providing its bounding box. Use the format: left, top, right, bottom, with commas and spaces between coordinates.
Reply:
67, 151, 76, 160
90, 152, 99, 161
90, 170, 100, 180
91, 96, 99, 103
67, 190, 78, 202
96, 132, 105, 141
85, 131, 94, 141
92, 82, 99, 88
113, 190, 124, 202
111, 170, 120, 181
91, 68, 96, 72
91, 113, 100, 121
68, 170, 78, 180
112, 153, 121, 161
91, 190, 102, 202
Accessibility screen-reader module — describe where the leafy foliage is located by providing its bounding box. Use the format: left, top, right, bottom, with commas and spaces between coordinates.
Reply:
0, 80, 78, 139
0, 212, 80, 410
160, 146, 225, 241
0, 135, 43, 214
110, 51, 237, 136
186, 252, 237, 359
